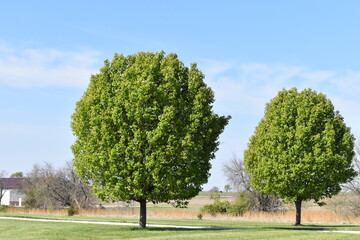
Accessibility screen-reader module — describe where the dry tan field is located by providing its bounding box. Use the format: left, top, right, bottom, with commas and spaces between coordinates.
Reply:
5, 192, 360, 224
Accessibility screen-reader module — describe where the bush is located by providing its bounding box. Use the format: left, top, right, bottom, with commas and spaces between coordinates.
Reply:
67, 205, 79, 216
201, 192, 231, 216
201, 192, 272, 216
0, 205, 8, 213
228, 193, 252, 216
202, 200, 231, 216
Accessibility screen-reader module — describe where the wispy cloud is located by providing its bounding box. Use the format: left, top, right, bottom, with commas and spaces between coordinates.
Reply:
0, 46, 101, 88
200, 60, 360, 136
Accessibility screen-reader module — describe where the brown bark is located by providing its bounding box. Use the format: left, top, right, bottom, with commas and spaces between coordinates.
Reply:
139, 199, 147, 228
295, 200, 302, 226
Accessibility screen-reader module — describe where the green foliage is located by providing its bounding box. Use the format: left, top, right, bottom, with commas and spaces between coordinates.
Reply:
228, 193, 252, 216
10, 172, 23, 178
244, 88, 356, 224
201, 192, 251, 216
0, 205, 8, 213
244, 88, 355, 203
71, 51, 230, 227
201, 200, 231, 216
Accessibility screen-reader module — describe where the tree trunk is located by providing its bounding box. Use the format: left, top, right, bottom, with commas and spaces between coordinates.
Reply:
294, 200, 302, 226
139, 199, 147, 228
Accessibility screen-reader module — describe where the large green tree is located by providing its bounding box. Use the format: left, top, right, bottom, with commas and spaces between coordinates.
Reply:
244, 88, 356, 225
71, 51, 230, 228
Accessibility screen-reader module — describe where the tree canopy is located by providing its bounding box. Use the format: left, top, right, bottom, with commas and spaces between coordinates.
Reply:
244, 88, 356, 225
71, 51, 230, 228
10, 172, 23, 178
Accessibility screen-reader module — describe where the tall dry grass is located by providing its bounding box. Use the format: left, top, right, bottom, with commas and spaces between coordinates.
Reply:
5, 207, 68, 216
240, 209, 359, 224
4, 193, 360, 224
4, 207, 360, 224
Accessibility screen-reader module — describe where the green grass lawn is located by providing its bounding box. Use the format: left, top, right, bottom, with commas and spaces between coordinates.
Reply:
1, 214, 360, 239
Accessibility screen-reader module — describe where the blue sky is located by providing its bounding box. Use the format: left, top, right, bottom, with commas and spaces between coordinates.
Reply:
1, 1, 360, 191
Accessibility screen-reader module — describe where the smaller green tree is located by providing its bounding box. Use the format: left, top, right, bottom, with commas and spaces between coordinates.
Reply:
224, 184, 231, 192
10, 172, 23, 178
244, 88, 356, 225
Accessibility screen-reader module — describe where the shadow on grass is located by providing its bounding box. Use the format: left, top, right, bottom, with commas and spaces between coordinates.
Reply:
267, 224, 360, 232
131, 224, 360, 232
306, 224, 360, 229
132, 227, 247, 232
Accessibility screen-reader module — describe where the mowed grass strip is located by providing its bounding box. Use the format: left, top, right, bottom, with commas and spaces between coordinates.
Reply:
1, 217, 360, 240
2, 212, 360, 231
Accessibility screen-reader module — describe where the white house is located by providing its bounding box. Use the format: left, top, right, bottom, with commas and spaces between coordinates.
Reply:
0, 178, 26, 206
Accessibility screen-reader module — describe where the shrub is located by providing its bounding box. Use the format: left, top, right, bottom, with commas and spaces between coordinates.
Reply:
67, 205, 79, 216
228, 193, 252, 216
201, 192, 270, 216
201, 193, 231, 216
202, 200, 231, 216
0, 205, 8, 213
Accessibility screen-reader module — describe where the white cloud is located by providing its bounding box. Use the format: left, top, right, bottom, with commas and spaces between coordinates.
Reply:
299, 70, 336, 82
200, 60, 360, 137
0, 46, 101, 88
331, 70, 360, 98
200, 59, 235, 79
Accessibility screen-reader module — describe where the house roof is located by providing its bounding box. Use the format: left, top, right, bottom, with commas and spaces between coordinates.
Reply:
0, 178, 25, 189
